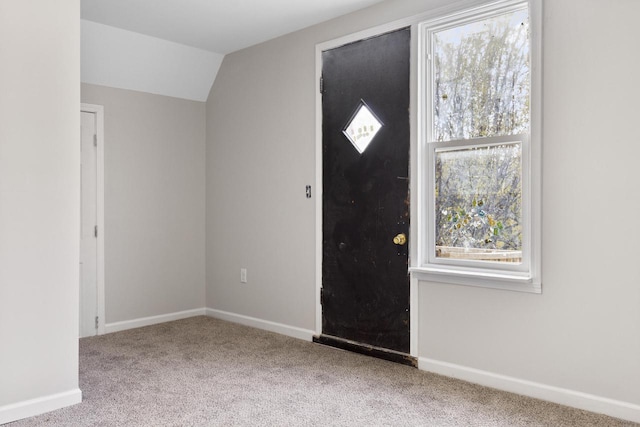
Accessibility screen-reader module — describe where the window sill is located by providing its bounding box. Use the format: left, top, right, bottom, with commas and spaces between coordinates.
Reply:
409, 266, 541, 293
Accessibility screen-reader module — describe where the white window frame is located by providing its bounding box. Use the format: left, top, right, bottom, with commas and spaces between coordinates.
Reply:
410, 0, 542, 293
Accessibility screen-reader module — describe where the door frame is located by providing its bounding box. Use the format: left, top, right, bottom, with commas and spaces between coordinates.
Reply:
314, 0, 504, 358
80, 103, 106, 335
314, 20, 421, 357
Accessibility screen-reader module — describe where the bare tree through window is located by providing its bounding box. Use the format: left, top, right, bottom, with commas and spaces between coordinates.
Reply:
430, 7, 529, 262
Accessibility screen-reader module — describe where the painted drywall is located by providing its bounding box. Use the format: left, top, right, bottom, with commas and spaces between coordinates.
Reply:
205, 0, 450, 338
81, 20, 224, 102
0, 0, 81, 422
81, 84, 206, 324
206, 0, 640, 415
419, 0, 640, 406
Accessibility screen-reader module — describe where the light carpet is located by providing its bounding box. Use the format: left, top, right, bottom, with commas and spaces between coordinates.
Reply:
10, 316, 635, 426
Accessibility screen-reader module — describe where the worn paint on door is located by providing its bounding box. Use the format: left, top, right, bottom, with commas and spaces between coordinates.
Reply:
317, 28, 412, 363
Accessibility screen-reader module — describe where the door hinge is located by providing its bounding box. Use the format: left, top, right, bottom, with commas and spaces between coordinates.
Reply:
320, 287, 324, 305
94, 225, 98, 238
93, 134, 97, 147
319, 76, 324, 93
95, 316, 99, 329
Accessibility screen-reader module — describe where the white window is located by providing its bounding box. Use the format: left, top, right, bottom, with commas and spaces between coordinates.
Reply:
412, 0, 541, 292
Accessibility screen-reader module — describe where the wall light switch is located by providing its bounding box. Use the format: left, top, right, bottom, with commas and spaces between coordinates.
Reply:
240, 268, 247, 283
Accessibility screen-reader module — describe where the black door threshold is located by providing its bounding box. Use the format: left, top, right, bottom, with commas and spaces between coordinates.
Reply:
313, 334, 417, 368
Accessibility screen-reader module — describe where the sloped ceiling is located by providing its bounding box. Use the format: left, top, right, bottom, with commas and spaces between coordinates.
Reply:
81, 0, 385, 101
81, 21, 223, 102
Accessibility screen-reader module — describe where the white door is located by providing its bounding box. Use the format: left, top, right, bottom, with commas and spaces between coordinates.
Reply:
80, 111, 98, 337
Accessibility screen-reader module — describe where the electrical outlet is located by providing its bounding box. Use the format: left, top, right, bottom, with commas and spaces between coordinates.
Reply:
240, 268, 247, 283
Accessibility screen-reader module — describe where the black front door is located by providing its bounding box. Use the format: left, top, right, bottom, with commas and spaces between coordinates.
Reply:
316, 28, 412, 363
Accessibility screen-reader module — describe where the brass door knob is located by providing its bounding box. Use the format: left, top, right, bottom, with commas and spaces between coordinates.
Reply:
393, 233, 407, 245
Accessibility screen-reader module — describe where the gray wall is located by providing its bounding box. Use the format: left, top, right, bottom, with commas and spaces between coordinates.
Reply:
205, 0, 442, 333
206, 0, 640, 409
82, 84, 206, 324
0, 0, 80, 417
419, 0, 640, 405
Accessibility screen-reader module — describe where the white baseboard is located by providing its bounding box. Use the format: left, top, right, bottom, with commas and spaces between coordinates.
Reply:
0, 388, 82, 425
419, 357, 640, 424
104, 308, 207, 334
206, 308, 315, 341
102, 308, 315, 342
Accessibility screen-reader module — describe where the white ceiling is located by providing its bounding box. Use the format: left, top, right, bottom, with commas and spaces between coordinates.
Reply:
81, 0, 386, 55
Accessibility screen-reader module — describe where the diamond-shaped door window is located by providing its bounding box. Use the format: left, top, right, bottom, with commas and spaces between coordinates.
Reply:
342, 101, 383, 154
